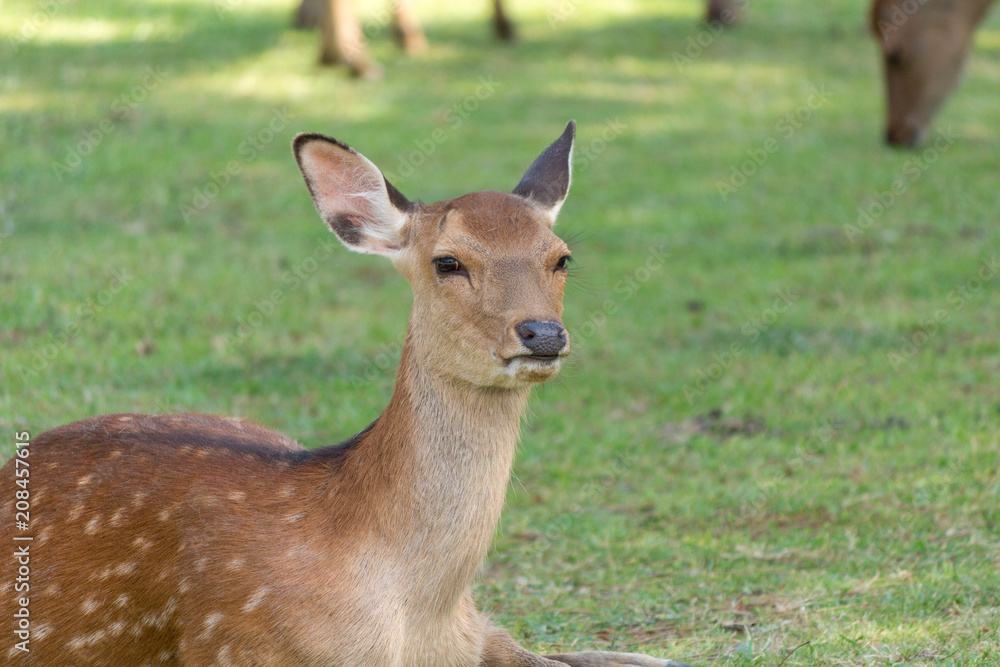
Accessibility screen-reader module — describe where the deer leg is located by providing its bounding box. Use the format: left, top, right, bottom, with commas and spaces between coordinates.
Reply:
481, 627, 693, 667
481, 627, 571, 667
492, 0, 515, 40
294, 0, 322, 29
393, 0, 427, 52
318, 0, 382, 78
546, 652, 694, 667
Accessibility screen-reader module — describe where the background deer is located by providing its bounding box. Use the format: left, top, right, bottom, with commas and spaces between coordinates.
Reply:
296, 0, 513, 77
706, 0, 745, 26
1, 123, 691, 667
871, 0, 997, 147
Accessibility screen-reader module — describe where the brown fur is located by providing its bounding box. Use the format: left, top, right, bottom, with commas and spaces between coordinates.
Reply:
1, 125, 689, 667
870, 0, 996, 146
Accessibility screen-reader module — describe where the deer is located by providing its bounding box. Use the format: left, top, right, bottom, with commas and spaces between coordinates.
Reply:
1, 122, 693, 667
295, 0, 514, 77
870, 0, 997, 147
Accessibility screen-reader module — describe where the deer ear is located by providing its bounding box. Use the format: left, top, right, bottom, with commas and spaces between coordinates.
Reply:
513, 121, 575, 226
293, 133, 414, 256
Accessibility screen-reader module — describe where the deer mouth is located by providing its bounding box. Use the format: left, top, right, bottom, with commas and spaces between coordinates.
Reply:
503, 353, 562, 365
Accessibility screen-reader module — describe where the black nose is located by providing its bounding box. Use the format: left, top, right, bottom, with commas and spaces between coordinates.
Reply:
515, 321, 567, 357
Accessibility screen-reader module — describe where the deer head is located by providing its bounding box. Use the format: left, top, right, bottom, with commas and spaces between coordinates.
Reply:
293, 122, 575, 390
871, 0, 995, 147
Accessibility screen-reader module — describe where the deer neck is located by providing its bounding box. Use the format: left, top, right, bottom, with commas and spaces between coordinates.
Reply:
971, 0, 996, 25
338, 331, 530, 608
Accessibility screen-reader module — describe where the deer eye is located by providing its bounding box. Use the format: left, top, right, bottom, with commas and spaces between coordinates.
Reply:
886, 49, 903, 67
434, 257, 462, 275
555, 255, 572, 271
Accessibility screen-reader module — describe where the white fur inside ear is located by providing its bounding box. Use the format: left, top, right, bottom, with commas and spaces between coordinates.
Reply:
297, 141, 409, 256
542, 138, 572, 226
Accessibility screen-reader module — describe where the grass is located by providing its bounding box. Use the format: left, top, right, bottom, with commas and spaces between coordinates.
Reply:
3, 0, 1000, 664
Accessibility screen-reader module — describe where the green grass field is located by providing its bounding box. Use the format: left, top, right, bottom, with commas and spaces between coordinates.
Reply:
3, 0, 999, 664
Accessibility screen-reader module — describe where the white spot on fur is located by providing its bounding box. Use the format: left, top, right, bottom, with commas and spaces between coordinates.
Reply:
68, 503, 85, 522
200, 613, 224, 639
280, 485, 296, 497
115, 593, 130, 608
283, 512, 305, 523
195, 557, 209, 572
77, 474, 93, 486
109, 621, 126, 637
228, 491, 246, 502
114, 561, 137, 576
226, 557, 245, 571
110, 508, 125, 527
132, 491, 147, 508
36, 527, 51, 546
217, 645, 233, 666
109, 449, 122, 458
140, 597, 178, 631
132, 536, 153, 551
243, 586, 269, 612
67, 629, 107, 651
196, 449, 209, 458
159, 508, 172, 522
33, 624, 51, 640
44, 583, 61, 597
81, 598, 100, 614
158, 650, 173, 663
179, 579, 191, 593
85, 516, 101, 534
